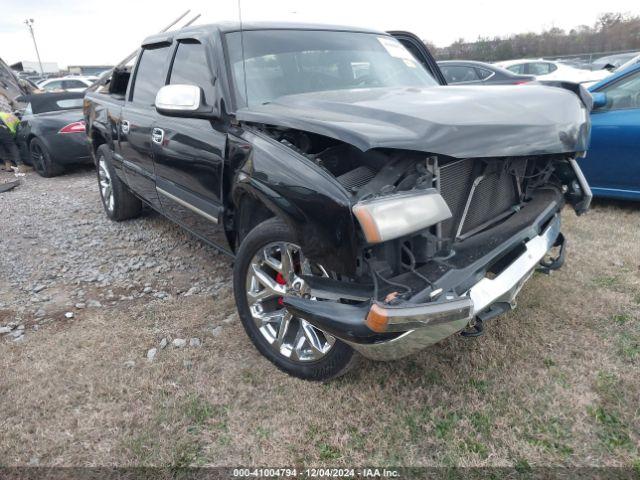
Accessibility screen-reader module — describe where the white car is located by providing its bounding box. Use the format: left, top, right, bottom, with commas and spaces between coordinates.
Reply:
581, 53, 640, 89
614, 53, 640, 73
494, 59, 610, 84
37, 76, 94, 92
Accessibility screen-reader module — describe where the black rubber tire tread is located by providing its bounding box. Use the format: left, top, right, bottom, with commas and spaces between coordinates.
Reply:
233, 217, 359, 381
30, 137, 64, 178
96, 144, 142, 221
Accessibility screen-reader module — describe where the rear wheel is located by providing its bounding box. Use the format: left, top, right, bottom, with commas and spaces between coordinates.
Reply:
233, 218, 357, 381
96, 145, 142, 221
30, 138, 64, 177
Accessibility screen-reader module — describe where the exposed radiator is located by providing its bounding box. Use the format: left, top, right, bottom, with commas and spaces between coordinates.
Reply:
438, 158, 527, 240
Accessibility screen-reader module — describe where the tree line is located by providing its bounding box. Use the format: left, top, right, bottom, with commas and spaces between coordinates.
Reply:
428, 12, 640, 62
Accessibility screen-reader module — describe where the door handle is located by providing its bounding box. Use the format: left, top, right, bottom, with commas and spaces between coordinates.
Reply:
152, 127, 165, 145
121, 120, 130, 135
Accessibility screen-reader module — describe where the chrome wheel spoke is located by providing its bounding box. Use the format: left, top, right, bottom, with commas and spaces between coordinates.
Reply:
280, 243, 295, 280
262, 251, 283, 273
301, 320, 325, 354
251, 263, 286, 296
245, 241, 336, 363
258, 309, 285, 325
247, 286, 275, 304
98, 159, 114, 212
290, 328, 306, 362
273, 312, 292, 348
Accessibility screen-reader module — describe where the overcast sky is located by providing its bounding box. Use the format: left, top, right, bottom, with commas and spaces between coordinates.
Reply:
1, 0, 638, 68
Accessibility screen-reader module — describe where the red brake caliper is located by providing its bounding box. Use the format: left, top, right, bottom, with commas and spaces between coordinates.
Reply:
276, 273, 286, 306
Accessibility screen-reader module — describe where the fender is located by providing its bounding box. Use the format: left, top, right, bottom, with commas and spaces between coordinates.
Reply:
230, 129, 360, 275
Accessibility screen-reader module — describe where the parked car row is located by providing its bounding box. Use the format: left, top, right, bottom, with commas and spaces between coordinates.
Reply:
440, 57, 630, 86
437, 55, 640, 201
38, 76, 97, 92
494, 59, 611, 84
438, 60, 534, 85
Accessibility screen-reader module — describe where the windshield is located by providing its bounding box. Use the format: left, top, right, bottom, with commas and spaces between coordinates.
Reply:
226, 30, 438, 108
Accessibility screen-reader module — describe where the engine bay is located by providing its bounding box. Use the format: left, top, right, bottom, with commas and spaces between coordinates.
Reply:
255, 123, 586, 300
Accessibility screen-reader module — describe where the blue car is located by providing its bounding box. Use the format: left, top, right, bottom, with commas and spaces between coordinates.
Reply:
580, 63, 640, 200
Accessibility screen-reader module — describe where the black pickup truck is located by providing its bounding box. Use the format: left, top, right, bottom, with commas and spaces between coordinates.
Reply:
85, 22, 592, 380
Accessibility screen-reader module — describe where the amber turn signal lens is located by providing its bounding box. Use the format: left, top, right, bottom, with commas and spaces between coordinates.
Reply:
352, 204, 382, 244
366, 304, 389, 333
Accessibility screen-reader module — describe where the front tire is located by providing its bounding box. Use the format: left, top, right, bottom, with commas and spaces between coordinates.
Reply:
96, 145, 142, 221
30, 138, 64, 177
233, 218, 357, 381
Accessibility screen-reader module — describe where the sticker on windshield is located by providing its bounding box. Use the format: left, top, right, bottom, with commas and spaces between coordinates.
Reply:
403, 58, 417, 68
377, 37, 414, 61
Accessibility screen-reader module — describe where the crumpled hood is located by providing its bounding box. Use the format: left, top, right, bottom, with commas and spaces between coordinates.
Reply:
236, 85, 590, 158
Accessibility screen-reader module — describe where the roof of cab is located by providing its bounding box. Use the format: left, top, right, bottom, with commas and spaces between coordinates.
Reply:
141, 21, 387, 46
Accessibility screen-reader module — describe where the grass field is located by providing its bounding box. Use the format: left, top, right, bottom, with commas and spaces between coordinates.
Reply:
1, 194, 638, 469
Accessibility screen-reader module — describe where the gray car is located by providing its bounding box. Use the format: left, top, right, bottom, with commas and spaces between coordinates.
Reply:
439, 60, 535, 85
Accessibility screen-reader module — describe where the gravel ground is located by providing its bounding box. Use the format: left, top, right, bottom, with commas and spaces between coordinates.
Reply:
0, 167, 230, 340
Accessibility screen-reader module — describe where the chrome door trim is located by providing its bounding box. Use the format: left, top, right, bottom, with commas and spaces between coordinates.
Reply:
157, 186, 219, 224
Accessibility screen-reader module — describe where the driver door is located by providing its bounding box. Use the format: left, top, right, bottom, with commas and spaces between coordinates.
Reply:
388, 31, 447, 85
151, 38, 228, 251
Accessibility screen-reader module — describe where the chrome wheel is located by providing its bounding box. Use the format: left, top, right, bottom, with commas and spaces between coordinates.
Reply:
245, 241, 335, 362
98, 157, 114, 212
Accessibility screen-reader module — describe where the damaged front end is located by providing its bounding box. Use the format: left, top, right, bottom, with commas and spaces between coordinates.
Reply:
236, 81, 593, 361
253, 125, 591, 360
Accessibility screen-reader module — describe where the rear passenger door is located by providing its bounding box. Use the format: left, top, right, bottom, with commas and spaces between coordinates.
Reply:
119, 42, 171, 210
152, 38, 228, 248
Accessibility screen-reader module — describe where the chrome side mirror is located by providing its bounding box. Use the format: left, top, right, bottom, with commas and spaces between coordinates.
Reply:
155, 84, 217, 118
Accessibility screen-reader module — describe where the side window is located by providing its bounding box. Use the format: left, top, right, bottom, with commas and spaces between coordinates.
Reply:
598, 70, 640, 111
529, 62, 551, 75
169, 41, 214, 103
63, 80, 88, 89
43, 80, 63, 90
441, 66, 479, 84
131, 45, 170, 105
546, 62, 558, 73
475, 68, 493, 80
506, 64, 525, 75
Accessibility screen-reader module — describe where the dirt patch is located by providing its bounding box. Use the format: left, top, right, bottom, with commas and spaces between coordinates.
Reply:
0, 169, 638, 467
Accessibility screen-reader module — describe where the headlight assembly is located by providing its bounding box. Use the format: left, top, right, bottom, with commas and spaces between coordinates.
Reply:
352, 189, 452, 244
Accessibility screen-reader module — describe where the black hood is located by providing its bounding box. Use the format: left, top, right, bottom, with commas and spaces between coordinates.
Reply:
236, 85, 590, 158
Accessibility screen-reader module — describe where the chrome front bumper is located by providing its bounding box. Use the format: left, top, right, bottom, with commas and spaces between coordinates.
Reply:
345, 215, 561, 360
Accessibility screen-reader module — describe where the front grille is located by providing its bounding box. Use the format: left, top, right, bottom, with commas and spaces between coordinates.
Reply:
439, 158, 526, 240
